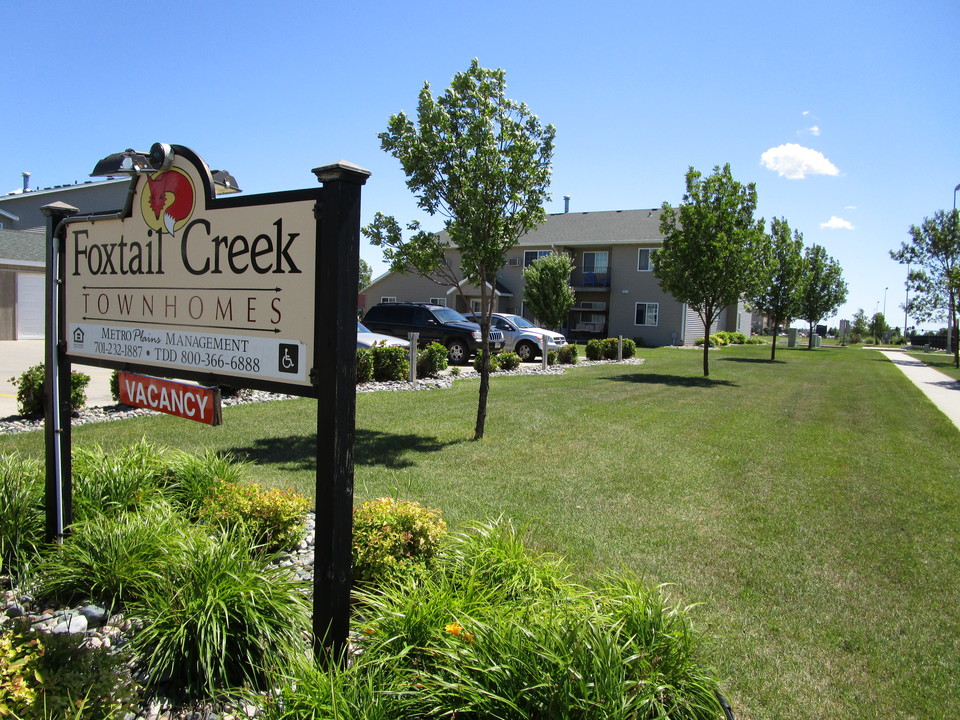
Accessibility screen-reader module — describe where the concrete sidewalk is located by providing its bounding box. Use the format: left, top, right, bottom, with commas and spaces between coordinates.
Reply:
0, 340, 114, 419
873, 348, 960, 431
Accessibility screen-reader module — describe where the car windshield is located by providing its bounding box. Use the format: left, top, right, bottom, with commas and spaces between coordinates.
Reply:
503, 314, 535, 329
433, 307, 470, 323
358, 322, 371, 332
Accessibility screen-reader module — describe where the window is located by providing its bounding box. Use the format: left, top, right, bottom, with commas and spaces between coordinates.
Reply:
380, 296, 397, 304
470, 299, 482, 313
429, 297, 447, 307
582, 251, 608, 273
634, 302, 659, 326
637, 248, 658, 271
524, 249, 551, 267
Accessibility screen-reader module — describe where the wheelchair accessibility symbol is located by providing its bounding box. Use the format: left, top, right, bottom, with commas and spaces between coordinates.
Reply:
278, 344, 299, 374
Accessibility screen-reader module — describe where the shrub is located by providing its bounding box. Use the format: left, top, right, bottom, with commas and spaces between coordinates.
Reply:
9, 364, 90, 417
37, 501, 188, 608
745, 335, 766, 345
0, 453, 44, 582
199, 480, 309, 554
352, 497, 447, 585
495, 351, 522, 371
417, 342, 449, 378
710, 333, 727, 346
310, 519, 727, 720
585, 338, 603, 360
715, 330, 746, 345
546, 349, 559, 366
129, 529, 310, 699
1, 618, 139, 720
161, 449, 247, 520
632, 336, 648, 348
371, 345, 409, 382
71, 439, 167, 521
473, 350, 501, 372
621, 337, 636, 358
356, 348, 373, 384
556, 344, 578, 364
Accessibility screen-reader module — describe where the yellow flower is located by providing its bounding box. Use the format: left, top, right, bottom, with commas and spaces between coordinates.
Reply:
362, 627, 377, 636
445, 621, 463, 636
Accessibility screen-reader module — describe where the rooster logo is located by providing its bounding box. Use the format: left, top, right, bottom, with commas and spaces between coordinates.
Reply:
139, 167, 195, 236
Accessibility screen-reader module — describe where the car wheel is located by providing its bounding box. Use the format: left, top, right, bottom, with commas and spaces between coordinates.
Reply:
447, 340, 468, 364
515, 341, 537, 361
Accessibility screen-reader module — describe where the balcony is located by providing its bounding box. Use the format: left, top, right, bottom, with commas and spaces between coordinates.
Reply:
574, 267, 610, 288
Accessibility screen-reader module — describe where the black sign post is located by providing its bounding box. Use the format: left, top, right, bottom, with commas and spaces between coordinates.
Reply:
42, 201, 78, 543
311, 162, 370, 661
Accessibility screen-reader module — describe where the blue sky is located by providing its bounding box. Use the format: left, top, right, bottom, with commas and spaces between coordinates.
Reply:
4, 0, 958, 331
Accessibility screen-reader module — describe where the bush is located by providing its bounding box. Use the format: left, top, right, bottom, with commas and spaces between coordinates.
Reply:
546, 349, 559, 365
129, 529, 310, 699
37, 501, 188, 608
716, 330, 746, 345
556, 344, 578, 365
266, 519, 726, 720
495, 351, 522, 371
356, 348, 374, 384
745, 335, 766, 345
1, 618, 139, 720
621, 337, 636, 358
585, 338, 603, 360
371, 345, 409, 382
162, 449, 247, 520
352, 497, 447, 585
0, 454, 44, 582
9, 363, 90, 417
71, 440, 167, 521
417, 342, 449, 378
199, 480, 309, 554
473, 350, 501, 372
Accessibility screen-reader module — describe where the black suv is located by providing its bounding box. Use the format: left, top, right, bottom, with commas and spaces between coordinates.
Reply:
361, 303, 504, 364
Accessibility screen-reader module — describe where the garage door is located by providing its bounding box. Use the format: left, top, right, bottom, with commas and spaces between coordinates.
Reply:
16, 273, 44, 339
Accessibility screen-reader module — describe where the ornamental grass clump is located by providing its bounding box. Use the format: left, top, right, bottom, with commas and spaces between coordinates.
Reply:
352, 497, 447, 585
0, 453, 44, 582
129, 528, 310, 700
71, 439, 168, 521
262, 518, 727, 720
161, 449, 247, 520
37, 500, 188, 608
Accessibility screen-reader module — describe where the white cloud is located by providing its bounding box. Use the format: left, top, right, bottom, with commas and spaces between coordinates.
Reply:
760, 143, 840, 179
820, 216, 855, 230
808, 125, 821, 137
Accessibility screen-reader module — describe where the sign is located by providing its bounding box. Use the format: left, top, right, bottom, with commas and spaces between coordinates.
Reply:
118, 372, 222, 425
62, 146, 319, 393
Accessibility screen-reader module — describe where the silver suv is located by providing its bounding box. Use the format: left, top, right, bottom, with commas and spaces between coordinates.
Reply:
466, 313, 567, 361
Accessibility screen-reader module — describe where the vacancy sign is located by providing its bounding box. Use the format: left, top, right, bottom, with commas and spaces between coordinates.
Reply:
118, 372, 222, 425
62, 145, 318, 392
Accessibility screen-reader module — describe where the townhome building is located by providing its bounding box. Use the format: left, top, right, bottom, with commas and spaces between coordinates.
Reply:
362, 207, 753, 346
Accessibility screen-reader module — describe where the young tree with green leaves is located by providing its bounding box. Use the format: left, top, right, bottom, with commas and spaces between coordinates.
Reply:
752, 217, 805, 361
358, 258, 372, 291
655, 164, 766, 376
797, 244, 847, 349
851, 308, 869, 343
521, 252, 575, 331
890, 209, 960, 367
869, 312, 889, 344
362, 59, 556, 440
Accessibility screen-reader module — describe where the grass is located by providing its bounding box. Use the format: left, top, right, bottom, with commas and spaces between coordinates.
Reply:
2, 344, 959, 718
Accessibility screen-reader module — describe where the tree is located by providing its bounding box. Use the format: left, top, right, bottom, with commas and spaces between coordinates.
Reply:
655, 164, 765, 376
890, 209, 960, 367
851, 308, 869, 343
362, 59, 556, 439
751, 217, 805, 361
521, 252, 575, 330
797, 244, 847, 349
869, 312, 889, 344
359, 258, 372, 291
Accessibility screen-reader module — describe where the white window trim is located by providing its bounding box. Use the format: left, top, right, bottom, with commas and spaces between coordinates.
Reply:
634, 302, 659, 326
429, 297, 447, 306
523, 249, 551, 267
380, 296, 397, 304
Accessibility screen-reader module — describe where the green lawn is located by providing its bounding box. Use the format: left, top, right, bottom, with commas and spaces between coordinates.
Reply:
3, 344, 959, 719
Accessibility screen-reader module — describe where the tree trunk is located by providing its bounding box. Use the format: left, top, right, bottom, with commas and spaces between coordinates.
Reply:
473, 277, 492, 440
770, 315, 780, 361
807, 322, 814, 350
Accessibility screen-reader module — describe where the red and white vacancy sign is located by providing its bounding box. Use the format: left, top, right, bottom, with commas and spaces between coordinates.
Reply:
118, 372, 222, 426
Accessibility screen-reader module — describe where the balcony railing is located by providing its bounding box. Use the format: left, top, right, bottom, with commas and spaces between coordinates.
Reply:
575, 268, 610, 287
